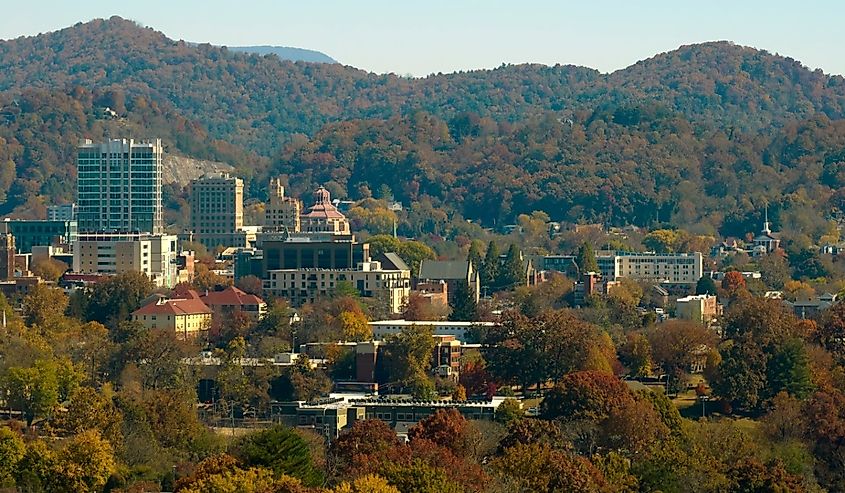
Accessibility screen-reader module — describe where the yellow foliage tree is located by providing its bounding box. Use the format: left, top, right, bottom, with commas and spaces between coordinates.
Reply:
337, 310, 371, 342
332, 474, 400, 493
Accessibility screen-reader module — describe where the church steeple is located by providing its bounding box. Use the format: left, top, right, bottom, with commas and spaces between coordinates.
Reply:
762, 205, 771, 235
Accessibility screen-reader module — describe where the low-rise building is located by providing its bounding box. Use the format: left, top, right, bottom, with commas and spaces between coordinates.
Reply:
264, 259, 410, 314
676, 294, 721, 324
597, 251, 703, 286
786, 293, 838, 320
72, 232, 178, 287
0, 219, 77, 254
131, 294, 212, 339
368, 319, 497, 343
199, 286, 267, 320
271, 396, 504, 439
418, 260, 480, 303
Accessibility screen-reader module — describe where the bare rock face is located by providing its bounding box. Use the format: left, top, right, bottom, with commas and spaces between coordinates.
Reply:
162, 154, 234, 187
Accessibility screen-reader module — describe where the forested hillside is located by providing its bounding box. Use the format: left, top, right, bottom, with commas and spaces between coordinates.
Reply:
1, 16, 845, 235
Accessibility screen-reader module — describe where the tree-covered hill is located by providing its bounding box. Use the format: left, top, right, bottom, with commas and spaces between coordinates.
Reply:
2, 17, 845, 234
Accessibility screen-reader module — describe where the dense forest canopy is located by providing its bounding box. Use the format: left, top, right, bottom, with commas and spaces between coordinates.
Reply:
1, 17, 845, 235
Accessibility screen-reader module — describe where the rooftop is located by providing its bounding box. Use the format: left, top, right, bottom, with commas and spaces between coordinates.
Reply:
369, 319, 496, 327
132, 297, 212, 316
418, 260, 471, 280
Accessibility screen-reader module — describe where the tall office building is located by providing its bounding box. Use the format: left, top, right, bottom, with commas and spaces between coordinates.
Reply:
77, 139, 163, 234
265, 178, 301, 233
190, 173, 244, 249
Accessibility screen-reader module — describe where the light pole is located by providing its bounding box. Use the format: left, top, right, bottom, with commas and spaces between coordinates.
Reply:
699, 395, 709, 418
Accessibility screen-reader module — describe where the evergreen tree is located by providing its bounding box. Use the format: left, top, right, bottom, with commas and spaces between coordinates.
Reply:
576, 242, 599, 274
467, 240, 484, 271
695, 276, 718, 295
449, 281, 478, 321
480, 241, 500, 289
767, 337, 815, 400
498, 244, 526, 290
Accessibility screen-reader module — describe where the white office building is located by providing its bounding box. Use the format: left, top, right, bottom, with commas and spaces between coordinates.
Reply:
77, 139, 163, 234
596, 252, 703, 286
73, 232, 178, 287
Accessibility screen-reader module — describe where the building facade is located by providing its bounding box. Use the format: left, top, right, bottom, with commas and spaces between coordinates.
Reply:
264, 260, 410, 313
73, 232, 178, 287
131, 295, 212, 339
417, 260, 481, 303
368, 320, 497, 343
47, 203, 77, 222
597, 252, 703, 286
198, 286, 267, 320
77, 138, 163, 234
676, 294, 720, 324
189, 173, 244, 249
0, 219, 77, 253
265, 178, 302, 233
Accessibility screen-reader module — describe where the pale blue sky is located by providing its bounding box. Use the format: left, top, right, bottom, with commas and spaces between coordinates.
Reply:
0, 1, 841, 76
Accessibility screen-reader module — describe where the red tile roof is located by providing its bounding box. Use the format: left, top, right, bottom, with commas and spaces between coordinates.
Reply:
132, 297, 212, 316
200, 286, 265, 307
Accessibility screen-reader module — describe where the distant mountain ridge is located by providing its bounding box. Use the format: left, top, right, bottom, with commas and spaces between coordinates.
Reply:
227, 45, 336, 64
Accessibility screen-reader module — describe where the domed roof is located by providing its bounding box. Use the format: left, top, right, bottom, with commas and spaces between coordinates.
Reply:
302, 186, 345, 219
313, 186, 331, 205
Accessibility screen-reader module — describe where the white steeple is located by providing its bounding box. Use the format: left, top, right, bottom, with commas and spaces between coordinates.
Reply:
762, 205, 771, 235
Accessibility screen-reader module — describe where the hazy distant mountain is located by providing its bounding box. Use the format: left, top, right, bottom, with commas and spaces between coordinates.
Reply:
227, 45, 336, 63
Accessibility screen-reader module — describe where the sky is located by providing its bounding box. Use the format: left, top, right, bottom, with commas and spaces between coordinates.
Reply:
0, 0, 842, 77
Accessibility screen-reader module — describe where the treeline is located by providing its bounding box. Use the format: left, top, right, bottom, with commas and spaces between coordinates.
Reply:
274, 110, 845, 236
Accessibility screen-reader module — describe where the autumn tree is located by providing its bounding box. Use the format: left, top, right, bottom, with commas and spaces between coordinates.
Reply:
541, 370, 633, 422
381, 324, 436, 397
409, 409, 475, 457
30, 257, 68, 283
3, 359, 60, 426
329, 419, 404, 477
721, 271, 747, 296
646, 320, 717, 388
22, 284, 68, 327
235, 275, 264, 296
336, 310, 371, 341
493, 442, 608, 493
86, 271, 155, 328
0, 427, 24, 487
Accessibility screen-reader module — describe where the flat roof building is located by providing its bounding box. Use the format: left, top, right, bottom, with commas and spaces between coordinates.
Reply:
597, 251, 703, 286
73, 232, 178, 288
190, 173, 244, 250
77, 138, 163, 234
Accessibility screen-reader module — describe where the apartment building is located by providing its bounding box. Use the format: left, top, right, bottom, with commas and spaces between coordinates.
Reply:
189, 173, 244, 249
77, 138, 163, 234
597, 251, 703, 286
264, 259, 410, 314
